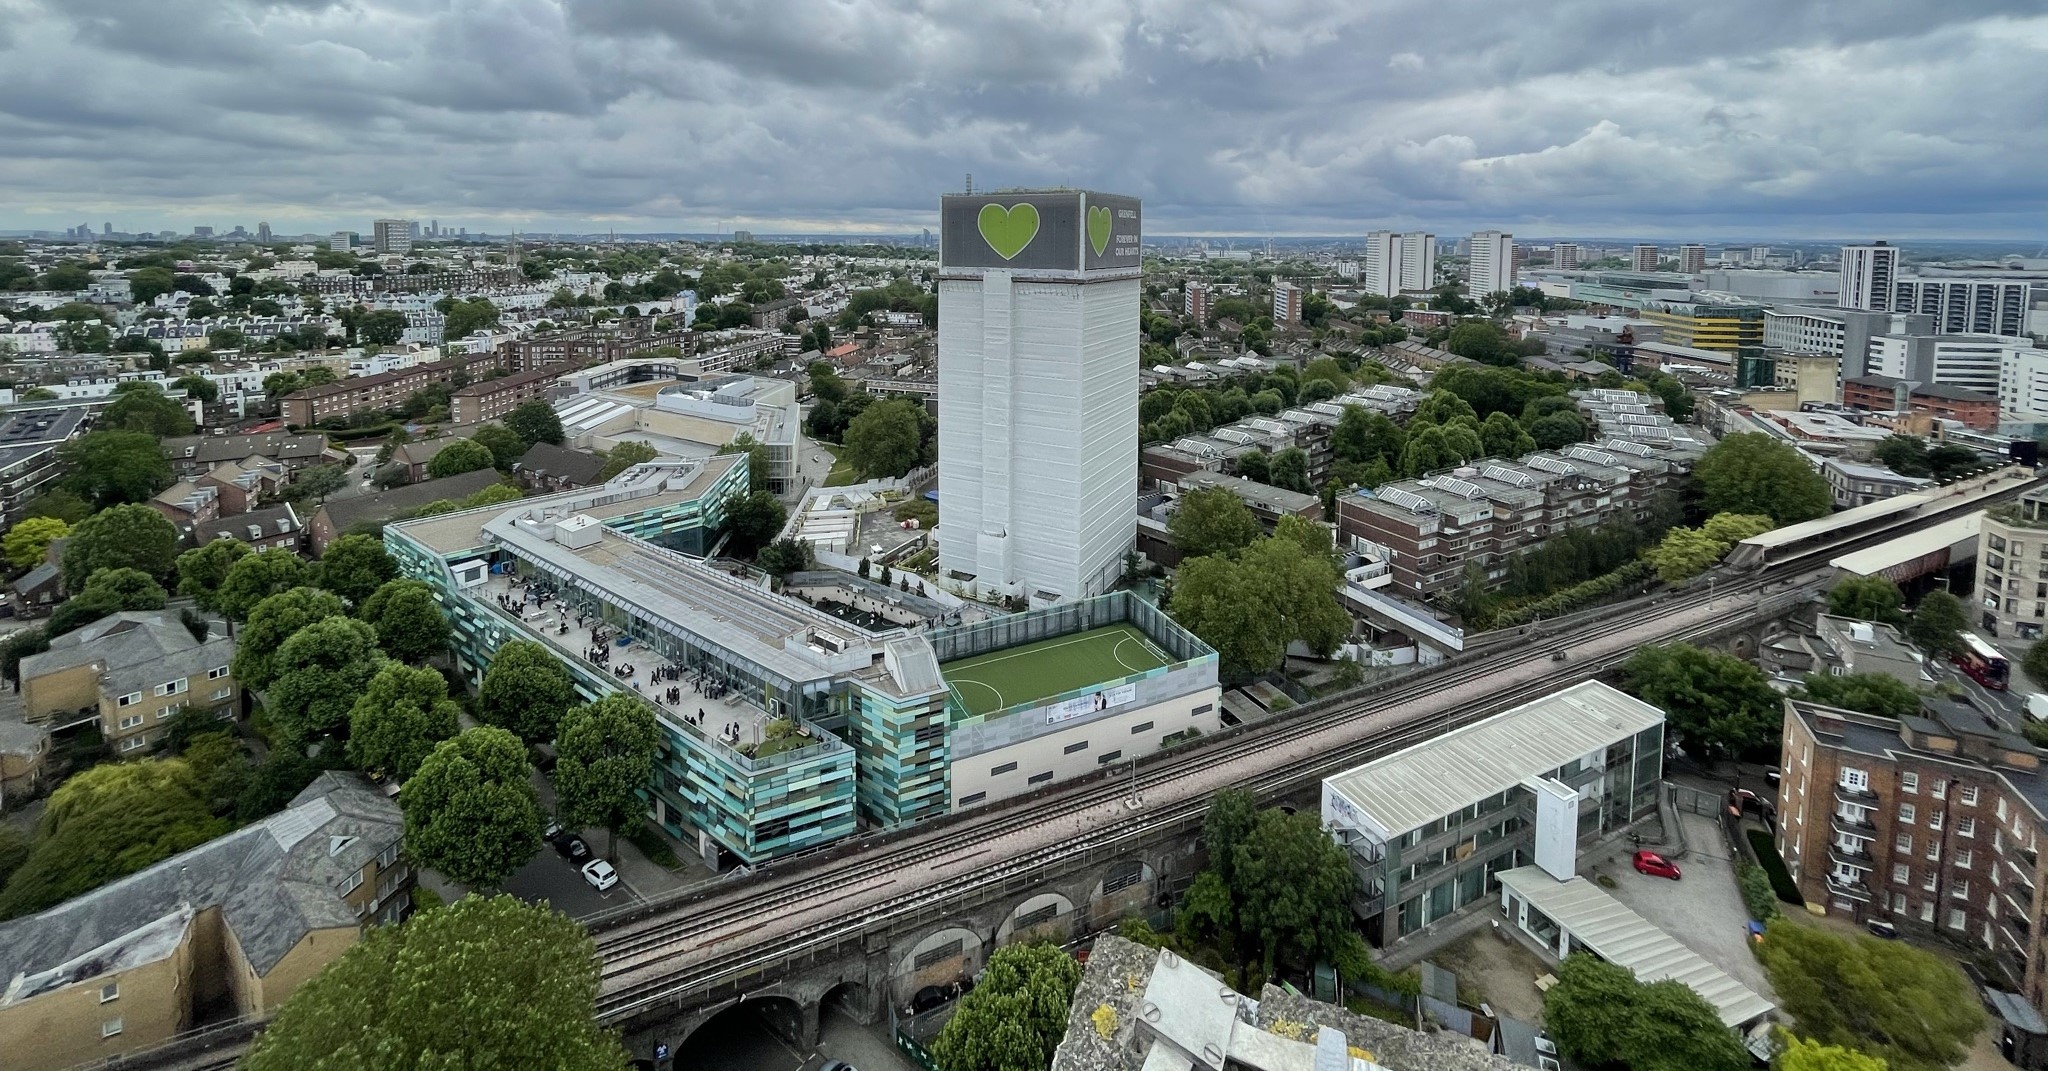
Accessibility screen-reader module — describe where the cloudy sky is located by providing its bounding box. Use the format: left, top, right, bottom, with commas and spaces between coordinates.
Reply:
3, 0, 2045, 239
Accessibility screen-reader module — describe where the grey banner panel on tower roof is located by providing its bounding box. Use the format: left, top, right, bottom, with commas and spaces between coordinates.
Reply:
941, 192, 1081, 271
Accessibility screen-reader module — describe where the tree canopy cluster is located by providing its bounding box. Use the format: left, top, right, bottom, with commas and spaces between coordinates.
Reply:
1694, 433, 1831, 524
1758, 919, 1984, 1071
1621, 642, 1783, 758
245, 894, 627, 1071
1168, 516, 1349, 679
1543, 953, 1750, 1071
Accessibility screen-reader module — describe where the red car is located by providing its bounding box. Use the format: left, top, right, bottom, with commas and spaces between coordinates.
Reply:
1632, 850, 1681, 880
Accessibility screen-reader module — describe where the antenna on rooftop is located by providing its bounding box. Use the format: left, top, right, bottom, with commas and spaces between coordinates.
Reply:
964, 173, 973, 195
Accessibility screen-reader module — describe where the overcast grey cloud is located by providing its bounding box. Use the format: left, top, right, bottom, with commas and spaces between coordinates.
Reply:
2, 0, 2044, 237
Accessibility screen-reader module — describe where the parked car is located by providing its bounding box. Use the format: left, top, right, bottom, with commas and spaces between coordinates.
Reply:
543, 817, 562, 841
582, 858, 619, 891
1764, 766, 1782, 787
555, 834, 591, 864
819, 1062, 856, 1071
1632, 850, 1681, 880
1866, 919, 1901, 939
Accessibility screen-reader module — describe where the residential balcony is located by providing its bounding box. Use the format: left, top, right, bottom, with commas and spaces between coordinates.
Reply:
1825, 874, 1873, 902
1831, 809, 1877, 836
1833, 782, 1879, 806
1829, 844, 1876, 871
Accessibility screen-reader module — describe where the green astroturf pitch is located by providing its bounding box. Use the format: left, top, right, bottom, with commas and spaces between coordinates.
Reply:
939, 624, 1171, 717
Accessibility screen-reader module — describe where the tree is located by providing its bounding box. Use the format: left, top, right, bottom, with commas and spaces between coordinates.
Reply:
1445, 319, 1515, 365
1230, 807, 1361, 972
596, 440, 658, 480
357, 578, 451, 664
176, 538, 253, 613
717, 431, 775, 494
1695, 433, 1831, 524
1169, 533, 1348, 678
58, 430, 173, 508
1235, 449, 1272, 484
1643, 526, 1731, 585
172, 374, 219, 404
1902, 591, 1967, 660
1757, 919, 1983, 1071
1621, 643, 1783, 757
479, 639, 576, 745
930, 943, 1082, 1071
282, 463, 349, 503
1330, 406, 1406, 470
554, 694, 660, 858
504, 399, 564, 447
75, 567, 167, 610
427, 437, 495, 479
757, 536, 814, 576
1700, 512, 1775, 544
808, 361, 849, 403
232, 586, 349, 689
216, 548, 314, 620
356, 309, 407, 346
2, 516, 68, 569
107, 384, 189, 433
1269, 446, 1312, 493
1828, 575, 1906, 625
1479, 410, 1536, 458
1168, 486, 1263, 559
441, 297, 501, 340
843, 397, 923, 479
723, 489, 787, 556
0, 759, 230, 920
471, 422, 528, 470
129, 266, 177, 305
1529, 410, 1590, 450
267, 616, 387, 743
1776, 1036, 1890, 1071
319, 533, 396, 605
401, 728, 543, 888
2026, 640, 2048, 690
244, 894, 626, 1071
1800, 673, 1921, 718
346, 663, 462, 782
1543, 953, 1747, 1071
60, 503, 179, 591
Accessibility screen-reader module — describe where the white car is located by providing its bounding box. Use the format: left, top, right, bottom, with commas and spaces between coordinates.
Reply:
581, 859, 619, 892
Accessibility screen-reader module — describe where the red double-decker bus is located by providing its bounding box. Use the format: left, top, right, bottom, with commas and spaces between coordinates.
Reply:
1953, 632, 2010, 691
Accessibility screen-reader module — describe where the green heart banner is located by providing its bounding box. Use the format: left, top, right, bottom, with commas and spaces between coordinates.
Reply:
1087, 205, 1112, 257
976, 202, 1040, 260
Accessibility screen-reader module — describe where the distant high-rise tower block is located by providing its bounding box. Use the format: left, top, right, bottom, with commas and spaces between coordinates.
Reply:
1363, 231, 1435, 297
1467, 231, 1515, 296
1839, 242, 1898, 313
937, 189, 1142, 602
1273, 281, 1303, 326
1552, 243, 1581, 270
1632, 244, 1661, 272
373, 219, 413, 255
1184, 281, 1212, 323
330, 232, 351, 253
1678, 244, 1706, 274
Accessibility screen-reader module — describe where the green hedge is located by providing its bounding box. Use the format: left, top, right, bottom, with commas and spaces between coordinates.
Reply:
1737, 863, 1780, 921
1745, 829, 1805, 906
1492, 560, 1655, 629
325, 422, 401, 443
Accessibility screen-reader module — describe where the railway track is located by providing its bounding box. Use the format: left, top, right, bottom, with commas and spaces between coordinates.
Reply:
587, 472, 2038, 1019
92, 471, 2039, 1069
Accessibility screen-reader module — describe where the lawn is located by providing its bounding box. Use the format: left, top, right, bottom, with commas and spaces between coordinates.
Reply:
940, 624, 1171, 717
821, 443, 860, 487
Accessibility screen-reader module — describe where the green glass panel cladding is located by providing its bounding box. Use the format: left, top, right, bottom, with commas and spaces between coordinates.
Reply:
848, 682, 950, 828
604, 458, 747, 555
384, 521, 856, 866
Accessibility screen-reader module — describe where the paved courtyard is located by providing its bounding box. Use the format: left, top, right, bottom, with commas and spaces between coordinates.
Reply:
1592, 809, 1777, 1005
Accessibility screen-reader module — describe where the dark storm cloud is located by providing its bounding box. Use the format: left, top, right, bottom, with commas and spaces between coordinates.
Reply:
1, 0, 2043, 236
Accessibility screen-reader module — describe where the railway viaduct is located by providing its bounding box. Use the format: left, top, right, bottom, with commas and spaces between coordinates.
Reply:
609, 587, 1814, 1063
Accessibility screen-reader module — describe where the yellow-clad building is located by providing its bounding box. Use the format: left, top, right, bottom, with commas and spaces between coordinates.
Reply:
1641, 299, 1766, 352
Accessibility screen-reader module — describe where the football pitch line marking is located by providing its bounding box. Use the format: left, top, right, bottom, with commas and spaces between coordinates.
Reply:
949, 679, 1006, 713
943, 629, 1128, 672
